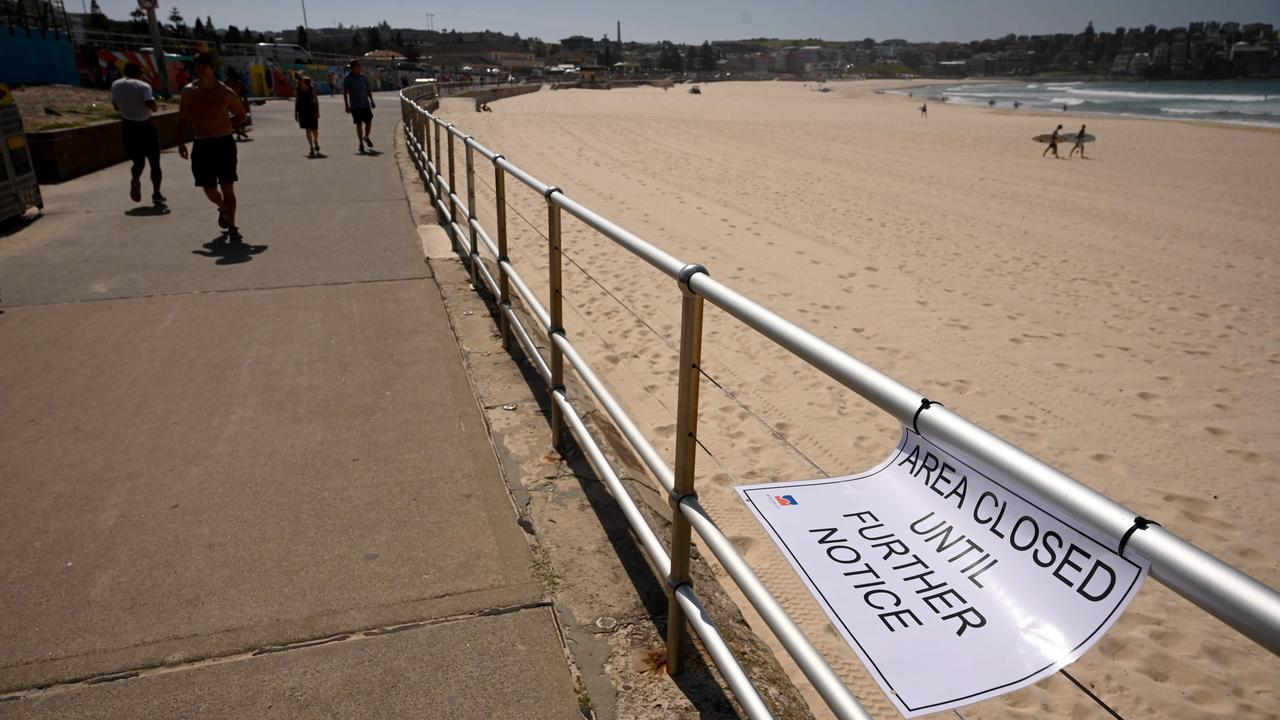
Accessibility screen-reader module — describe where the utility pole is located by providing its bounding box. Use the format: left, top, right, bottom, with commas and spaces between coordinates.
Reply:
299, 0, 310, 46
136, 0, 170, 98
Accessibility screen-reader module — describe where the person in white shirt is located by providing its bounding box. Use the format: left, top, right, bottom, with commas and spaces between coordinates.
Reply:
111, 63, 165, 205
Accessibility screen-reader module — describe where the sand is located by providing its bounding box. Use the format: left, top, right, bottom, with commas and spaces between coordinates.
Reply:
434, 80, 1280, 719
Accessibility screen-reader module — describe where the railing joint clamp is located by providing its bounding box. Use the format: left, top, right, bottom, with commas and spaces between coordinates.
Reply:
492, 154, 505, 162
669, 489, 698, 511
667, 577, 693, 592
677, 264, 710, 295
543, 185, 562, 200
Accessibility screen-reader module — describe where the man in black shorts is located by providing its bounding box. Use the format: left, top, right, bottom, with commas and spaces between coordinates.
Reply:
177, 53, 247, 241
342, 61, 376, 154
111, 62, 164, 204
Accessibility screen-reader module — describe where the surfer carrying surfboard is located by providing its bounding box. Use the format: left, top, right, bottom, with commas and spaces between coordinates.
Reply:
1069, 124, 1088, 159
1042, 124, 1063, 158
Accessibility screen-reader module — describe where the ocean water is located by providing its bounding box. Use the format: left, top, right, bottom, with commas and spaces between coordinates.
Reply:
901, 79, 1280, 128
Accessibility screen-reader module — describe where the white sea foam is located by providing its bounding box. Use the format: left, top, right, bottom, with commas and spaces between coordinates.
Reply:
1050, 97, 1087, 106
1064, 88, 1266, 102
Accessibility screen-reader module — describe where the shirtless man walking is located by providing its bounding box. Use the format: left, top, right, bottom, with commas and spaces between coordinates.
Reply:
178, 53, 247, 241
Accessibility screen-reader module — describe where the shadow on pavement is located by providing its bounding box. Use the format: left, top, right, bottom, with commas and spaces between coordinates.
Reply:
193, 236, 268, 265
0, 214, 40, 238
125, 205, 172, 217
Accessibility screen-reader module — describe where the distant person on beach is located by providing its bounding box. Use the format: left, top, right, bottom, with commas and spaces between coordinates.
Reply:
1043, 124, 1063, 158
1013, 100, 1022, 109
1069, 123, 1088, 159
178, 52, 247, 242
295, 75, 320, 157
920, 102, 927, 118
343, 61, 376, 154
328, 72, 337, 97
111, 62, 164, 205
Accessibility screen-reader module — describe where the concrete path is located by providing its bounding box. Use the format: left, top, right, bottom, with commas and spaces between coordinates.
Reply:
0, 93, 579, 717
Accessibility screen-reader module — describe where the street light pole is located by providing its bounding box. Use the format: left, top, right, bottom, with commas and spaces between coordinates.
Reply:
137, 0, 170, 98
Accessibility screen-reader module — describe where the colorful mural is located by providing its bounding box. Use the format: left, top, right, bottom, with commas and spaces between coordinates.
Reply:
96, 48, 202, 93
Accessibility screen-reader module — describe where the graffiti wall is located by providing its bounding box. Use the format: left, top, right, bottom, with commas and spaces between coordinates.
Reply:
95, 49, 195, 93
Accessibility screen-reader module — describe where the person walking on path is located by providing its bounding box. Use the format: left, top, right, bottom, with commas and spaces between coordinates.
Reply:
295, 75, 321, 157
343, 61, 376, 154
1069, 123, 1088, 159
224, 68, 251, 141
1043, 124, 1063, 158
111, 63, 164, 205
177, 53, 247, 242
919, 102, 927, 118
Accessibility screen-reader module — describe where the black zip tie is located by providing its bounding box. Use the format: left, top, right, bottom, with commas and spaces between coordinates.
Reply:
912, 398, 942, 436
1118, 516, 1160, 557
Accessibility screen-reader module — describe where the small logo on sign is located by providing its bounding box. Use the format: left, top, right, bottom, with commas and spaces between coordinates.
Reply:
776, 495, 799, 506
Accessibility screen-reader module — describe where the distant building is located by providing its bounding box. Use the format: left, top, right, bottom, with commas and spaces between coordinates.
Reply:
1230, 43, 1274, 76
424, 43, 536, 72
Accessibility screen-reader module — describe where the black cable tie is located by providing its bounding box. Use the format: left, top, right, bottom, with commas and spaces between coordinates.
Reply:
1118, 516, 1160, 557
912, 398, 942, 436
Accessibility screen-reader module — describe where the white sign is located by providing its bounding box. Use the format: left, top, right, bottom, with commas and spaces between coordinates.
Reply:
737, 429, 1148, 717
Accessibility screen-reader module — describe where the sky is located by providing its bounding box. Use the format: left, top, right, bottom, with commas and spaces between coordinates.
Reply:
91, 0, 1280, 44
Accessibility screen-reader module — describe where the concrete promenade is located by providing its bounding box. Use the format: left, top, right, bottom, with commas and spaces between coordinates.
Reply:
0, 93, 580, 717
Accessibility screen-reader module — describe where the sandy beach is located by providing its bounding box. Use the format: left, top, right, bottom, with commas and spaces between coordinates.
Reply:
435, 80, 1280, 718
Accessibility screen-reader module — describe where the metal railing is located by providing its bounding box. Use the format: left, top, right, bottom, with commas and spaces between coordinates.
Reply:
399, 86, 1280, 718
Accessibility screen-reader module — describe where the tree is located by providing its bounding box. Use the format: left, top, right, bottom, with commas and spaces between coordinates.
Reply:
393, 30, 403, 48
88, 0, 107, 29
367, 27, 383, 50
658, 42, 683, 73
685, 44, 697, 72
297, 25, 308, 48
193, 17, 205, 37
1083, 21, 1096, 46
404, 45, 420, 62
224, 24, 242, 44
699, 40, 716, 71
205, 16, 215, 39
351, 29, 363, 50
128, 7, 146, 33
168, 6, 188, 37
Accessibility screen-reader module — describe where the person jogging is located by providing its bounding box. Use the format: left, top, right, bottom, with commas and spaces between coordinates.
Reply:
177, 53, 247, 242
343, 61, 376, 154
111, 63, 164, 205
1042, 124, 1063, 159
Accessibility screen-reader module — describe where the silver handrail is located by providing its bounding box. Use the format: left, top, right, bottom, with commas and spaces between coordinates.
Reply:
399, 87, 1280, 719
